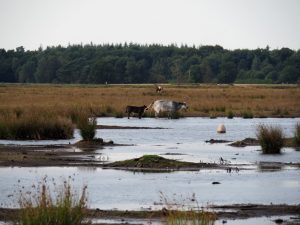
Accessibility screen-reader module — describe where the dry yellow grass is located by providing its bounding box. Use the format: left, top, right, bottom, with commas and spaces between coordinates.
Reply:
0, 84, 299, 117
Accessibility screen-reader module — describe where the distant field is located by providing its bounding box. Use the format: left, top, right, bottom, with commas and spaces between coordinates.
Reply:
0, 84, 299, 118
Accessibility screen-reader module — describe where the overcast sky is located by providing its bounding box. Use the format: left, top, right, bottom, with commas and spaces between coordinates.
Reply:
0, 0, 299, 51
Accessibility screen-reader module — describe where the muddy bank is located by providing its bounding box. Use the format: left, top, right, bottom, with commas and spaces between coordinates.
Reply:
205, 139, 232, 144
0, 145, 248, 171
0, 145, 299, 170
229, 138, 259, 147
97, 125, 167, 129
229, 137, 298, 148
1, 204, 299, 223
0, 140, 129, 167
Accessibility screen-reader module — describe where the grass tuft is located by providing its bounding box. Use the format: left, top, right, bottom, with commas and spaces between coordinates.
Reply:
160, 193, 216, 225
256, 124, 284, 154
77, 114, 97, 141
165, 210, 216, 225
17, 178, 88, 225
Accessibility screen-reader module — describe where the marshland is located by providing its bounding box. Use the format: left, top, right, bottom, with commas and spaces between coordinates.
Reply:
0, 84, 299, 224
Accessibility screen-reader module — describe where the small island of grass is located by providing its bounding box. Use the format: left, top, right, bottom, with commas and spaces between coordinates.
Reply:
104, 155, 217, 171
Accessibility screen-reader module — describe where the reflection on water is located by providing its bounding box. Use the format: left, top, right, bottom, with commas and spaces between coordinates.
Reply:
257, 162, 285, 172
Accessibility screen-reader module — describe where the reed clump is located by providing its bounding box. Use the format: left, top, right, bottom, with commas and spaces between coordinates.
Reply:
256, 124, 284, 154
17, 179, 88, 225
165, 210, 216, 225
0, 112, 73, 140
160, 193, 216, 225
76, 114, 97, 141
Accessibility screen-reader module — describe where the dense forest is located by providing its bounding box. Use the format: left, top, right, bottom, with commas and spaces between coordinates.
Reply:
0, 44, 299, 84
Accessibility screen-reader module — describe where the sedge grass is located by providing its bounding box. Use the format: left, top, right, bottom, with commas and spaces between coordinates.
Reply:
165, 210, 216, 225
160, 192, 216, 225
16, 178, 88, 225
256, 124, 284, 154
76, 114, 97, 141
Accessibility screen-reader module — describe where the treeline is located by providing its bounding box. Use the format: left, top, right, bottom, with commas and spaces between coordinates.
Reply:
0, 44, 299, 84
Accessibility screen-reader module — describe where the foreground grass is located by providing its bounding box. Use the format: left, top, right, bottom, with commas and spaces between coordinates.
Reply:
17, 179, 88, 225
0, 84, 299, 118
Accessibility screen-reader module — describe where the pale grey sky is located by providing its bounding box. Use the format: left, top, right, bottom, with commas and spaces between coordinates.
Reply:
0, 0, 299, 50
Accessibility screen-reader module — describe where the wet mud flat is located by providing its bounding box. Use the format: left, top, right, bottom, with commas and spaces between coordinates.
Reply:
97, 125, 167, 129
2, 145, 299, 171
1, 204, 300, 225
0, 141, 127, 167
0, 145, 239, 170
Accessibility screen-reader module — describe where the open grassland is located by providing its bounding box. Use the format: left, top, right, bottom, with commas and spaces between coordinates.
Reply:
0, 84, 299, 118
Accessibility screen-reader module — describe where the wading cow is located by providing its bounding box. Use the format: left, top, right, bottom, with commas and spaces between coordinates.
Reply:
147, 100, 188, 118
125, 105, 147, 119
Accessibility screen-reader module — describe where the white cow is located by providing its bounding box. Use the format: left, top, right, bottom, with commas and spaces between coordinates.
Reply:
147, 100, 188, 118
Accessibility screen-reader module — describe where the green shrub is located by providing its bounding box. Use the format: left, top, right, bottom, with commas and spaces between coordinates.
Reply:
77, 115, 97, 141
17, 179, 88, 225
256, 124, 284, 154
